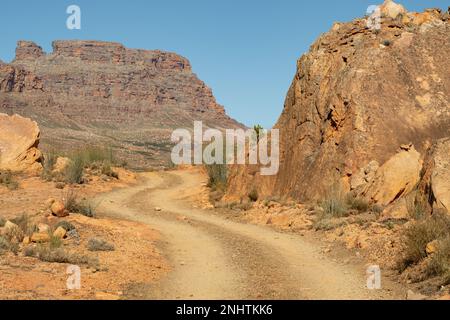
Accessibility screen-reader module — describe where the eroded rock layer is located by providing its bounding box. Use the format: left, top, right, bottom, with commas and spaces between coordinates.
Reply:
0, 40, 243, 168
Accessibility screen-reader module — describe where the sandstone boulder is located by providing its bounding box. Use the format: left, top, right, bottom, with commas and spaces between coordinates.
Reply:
52, 157, 71, 174
380, 0, 407, 20
0, 113, 42, 172
361, 146, 422, 206
53, 226, 67, 239
51, 201, 68, 217
31, 232, 50, 243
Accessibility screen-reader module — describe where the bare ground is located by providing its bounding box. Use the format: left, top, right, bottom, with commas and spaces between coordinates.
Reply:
96, 167, 407, 300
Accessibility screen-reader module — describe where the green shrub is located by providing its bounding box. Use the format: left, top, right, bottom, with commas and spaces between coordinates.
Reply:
49, 235, 63, 249
205, 163, 227, 191
87, 238, 115, 252
41, 150, 58, 181
248, 189, 259, 202
346, 195, 369, 213
0, 236, 19, 254
65, 154, 84, 184
319, 187, 349, 218
64, 190, 96, 217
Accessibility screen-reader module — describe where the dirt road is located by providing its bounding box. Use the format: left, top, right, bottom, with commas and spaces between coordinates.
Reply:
96, 168, 406, 300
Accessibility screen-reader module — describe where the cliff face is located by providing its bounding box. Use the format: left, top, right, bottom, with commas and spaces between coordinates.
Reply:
0, 40, 243, 168
227, 4, 450, 203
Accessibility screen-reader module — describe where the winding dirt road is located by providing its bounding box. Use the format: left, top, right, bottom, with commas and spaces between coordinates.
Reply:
96, 168, 406, 300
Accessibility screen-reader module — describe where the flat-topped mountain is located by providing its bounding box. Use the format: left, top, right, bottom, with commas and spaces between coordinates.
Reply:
0, 40, 243, 168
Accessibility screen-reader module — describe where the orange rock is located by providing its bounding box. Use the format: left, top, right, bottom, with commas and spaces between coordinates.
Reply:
51, 201, 68, 217
53, 226, 67, 239
0, 113, 42, 173
31, 232, 50, 243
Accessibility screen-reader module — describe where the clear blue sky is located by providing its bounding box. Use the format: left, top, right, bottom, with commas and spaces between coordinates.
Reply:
0, 1, 447, 127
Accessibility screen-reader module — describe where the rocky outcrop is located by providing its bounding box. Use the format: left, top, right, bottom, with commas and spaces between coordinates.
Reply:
0, 113, 42, 172
416, 138, 450, 214
227, 1, 450, 204
361, 145, 422, 206
0, 40, 243, 168
15, 41, 44, 61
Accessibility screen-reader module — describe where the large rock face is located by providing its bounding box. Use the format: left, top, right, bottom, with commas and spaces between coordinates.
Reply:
417, 138, 450, 214
0, 113, 42, 172
0, 40, 243, 168
227, 2, 450, 203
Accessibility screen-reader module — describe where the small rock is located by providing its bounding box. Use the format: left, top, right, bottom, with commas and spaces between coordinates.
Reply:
426, 240, 439, 255
51, 201, 68, 217
22, 236, 30, 245
154, 207, 162, 212
53, 226, 67, 239
31, 232, 51, 243
176, 215, 187, 221
37, 223, 50, 233
406, 290, 428, 301
45, 198, 56, 208
4, 220, 18, 231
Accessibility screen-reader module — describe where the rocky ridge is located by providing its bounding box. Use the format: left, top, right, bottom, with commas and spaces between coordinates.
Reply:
227, 2, 450, 216
0, 40, 244, 168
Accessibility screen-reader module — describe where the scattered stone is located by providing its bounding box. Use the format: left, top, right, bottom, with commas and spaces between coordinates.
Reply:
37, 223, 50, 233
53, 226, 67, 239
51, 201, 68, 217
31, 232, 51, 243
22, 236, 30, 245
154, 207, 162, 212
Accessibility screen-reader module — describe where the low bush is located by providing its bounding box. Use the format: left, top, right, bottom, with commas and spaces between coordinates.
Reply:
24, 245, 99, 268
398, 212, 450, 272
87, 238, 115, 252
0, 170, 18, 190
64, 190, 96, 218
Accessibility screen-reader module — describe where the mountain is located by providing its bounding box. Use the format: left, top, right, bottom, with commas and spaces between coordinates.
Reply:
226, 3, 450, 205
0, 40, 243, 168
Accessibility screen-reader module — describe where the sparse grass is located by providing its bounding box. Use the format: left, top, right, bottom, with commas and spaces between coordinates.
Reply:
41, 150, 58, 181
87, 238, 115, 252
248, 189, 259, 202
65, 153, 84, 184
0, 236, 19, 255
49, 235, 63, 249
427, 236, 450, 284
0, 170, 18, 190
101, 161, 119, 179
406, 194, 427, 220
346, 194, 370, 213
10, 213, 36, 237
205, 163, 227, 191
319, 186, 349, 218
64, 189, 96, 217
398, 212, 450, 272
